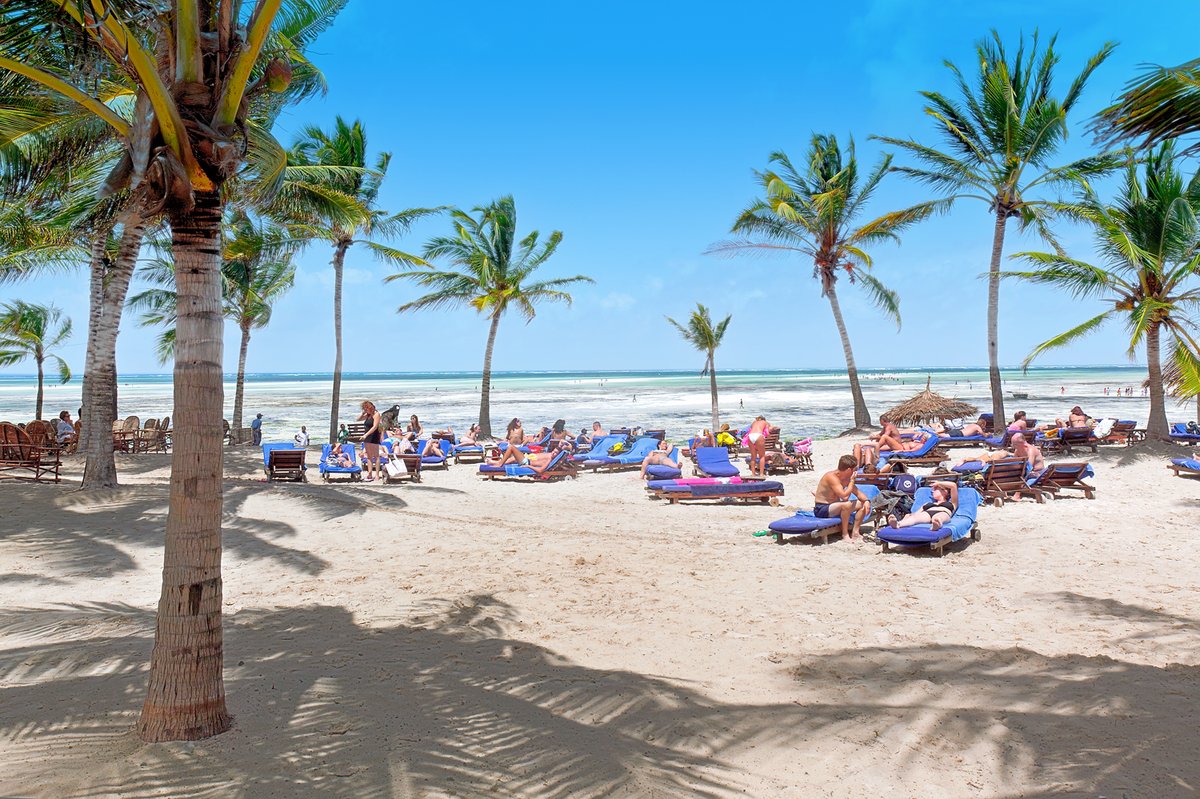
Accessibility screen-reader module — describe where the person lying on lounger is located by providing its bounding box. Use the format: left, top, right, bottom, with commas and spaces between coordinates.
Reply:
326, 444, 355, 468
887, 480, 958, 531
548, 419, 576, 452
487, 447, 562, 474
461, 424, 481, 445
956, 432, 1044, 473
813, 454, 874, 542
854, 429, 930, 467
1007, 411, 1030, 431
639, 439, 679, 478
421, 438, 445, 458
931, 421, 986, 437
715, 424, 738, 448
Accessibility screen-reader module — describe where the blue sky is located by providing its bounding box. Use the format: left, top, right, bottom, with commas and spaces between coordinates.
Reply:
4, 0, 1200, 376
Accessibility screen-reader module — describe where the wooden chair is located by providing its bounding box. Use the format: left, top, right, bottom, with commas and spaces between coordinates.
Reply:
0, 422, 61, 483
1029, 462, 1096, 500
1169, 460, 1200, 479
265, 448, 307, 482
980, 458, 1044, 507
23, 420, 56, 450
1101, 420, 1142, 446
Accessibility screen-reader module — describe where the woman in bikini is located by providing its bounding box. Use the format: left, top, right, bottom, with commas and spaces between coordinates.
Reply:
639, 439, 679, 478
547, 419, 575, 452
747, 415, 771, 476
887, 481, 958, 531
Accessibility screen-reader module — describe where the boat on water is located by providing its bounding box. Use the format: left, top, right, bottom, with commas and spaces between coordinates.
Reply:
1010, 392, 1029, 400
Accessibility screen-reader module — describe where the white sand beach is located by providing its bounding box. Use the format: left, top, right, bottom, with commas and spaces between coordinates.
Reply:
2, 441, 1199, 798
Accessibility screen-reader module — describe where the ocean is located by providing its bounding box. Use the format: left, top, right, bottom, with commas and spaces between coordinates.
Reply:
0, 367, 1171, 441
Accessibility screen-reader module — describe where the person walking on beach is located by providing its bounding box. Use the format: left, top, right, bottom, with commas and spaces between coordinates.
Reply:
250, 413, 263, 445
358, 401, 383, 482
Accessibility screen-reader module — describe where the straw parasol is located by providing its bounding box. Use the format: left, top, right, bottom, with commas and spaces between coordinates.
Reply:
883, 378, 979, 427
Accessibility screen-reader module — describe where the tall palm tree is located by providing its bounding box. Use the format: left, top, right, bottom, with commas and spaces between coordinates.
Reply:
386, 196, 592, 439
666, 304, 731, 433
129, 212, 298, 437
1004, 144, 1200, 439
874, 31, 1117, 425
1, 0, 347, 742
709, 135, 942, 428
0, 300, 71, 419
286, 117, 435, 443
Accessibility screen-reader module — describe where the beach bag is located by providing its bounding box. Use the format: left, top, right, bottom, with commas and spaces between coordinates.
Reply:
385, 458, 407, 478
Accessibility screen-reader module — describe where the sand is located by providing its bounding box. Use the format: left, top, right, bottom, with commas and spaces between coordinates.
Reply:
1, 440, 1198, 798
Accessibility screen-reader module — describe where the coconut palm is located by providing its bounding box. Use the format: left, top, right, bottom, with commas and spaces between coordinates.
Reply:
1005, 144, 1200, 440
386, 196, 592, 439
0, 300, 71, 420
874, 30, 1118, 425
284, 117, 435, 443
1093, 58, 1200, 151
709, 134, 942, 428
0, 0, 348, 742
129, 212, 298, 437
666, 304, 731, 433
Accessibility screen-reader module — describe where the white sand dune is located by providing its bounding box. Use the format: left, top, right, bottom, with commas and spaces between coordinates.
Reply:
1, 441, 1198, 798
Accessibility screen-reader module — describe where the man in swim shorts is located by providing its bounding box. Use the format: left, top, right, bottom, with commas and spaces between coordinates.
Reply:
813, 454, 874, 542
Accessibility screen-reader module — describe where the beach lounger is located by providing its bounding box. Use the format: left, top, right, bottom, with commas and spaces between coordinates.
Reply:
642, 446, 682, 480
691, 446, 742, 478
762, 485, 880, 544
877, 487, 982, 556
938, 433, 987, 448
582, 436, 659, 472
378, 438, 422, 483
1169, 423, 1200, 443
452, 443, 486, 464
1038, 427, 1099, 456
1027, 462, 1096, 499
1100, 420, 1141, 445
877, 432, 945, 469
1169, 458, 1200, 478
416, 439, 451, 470
318, 444, 363, 482
262, 443, 306, 482
478, 448, 576, 482
979, 457, 1044, 506
572, 435, 623, 461
651, 478, 784, 505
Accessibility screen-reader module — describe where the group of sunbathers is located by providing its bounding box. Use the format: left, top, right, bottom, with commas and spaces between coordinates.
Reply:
852, 416, 937, 467
813, 454, 959, 542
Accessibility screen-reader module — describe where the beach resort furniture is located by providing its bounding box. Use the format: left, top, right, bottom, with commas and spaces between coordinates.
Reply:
984, 429, 1024, 451
1099, 420, 1141, 446
1170, 423, 1200, 444
318, 443, 363, 482
452, 442, 486, 464
642, 446, 683, 480
1027, 462, 1096, 499
979, 458, 1044, 506
416, 440, 451, 470
762, 485, 880, 544
582, 436, 659, 472
478, 448, 576, 482
877, 432, 945, 469
1037, 426, 1099, 456
877, 487, 982, 556
691, 446, 742, 478
1169, 458, 1200, 478
262, 443, 307, 482
377, 438, 422, 483
0, 422, 62, 483
646, 476, 784, 505
572, 435, 624, 462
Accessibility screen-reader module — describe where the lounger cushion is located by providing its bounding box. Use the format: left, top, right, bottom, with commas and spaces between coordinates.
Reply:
877, 487, 981, 546
663, 480, 783, 497
647, 477, 744, 490
768, 514, 842, 534
694, 446, 740, 477
1172, 458, 1200, 470
645, 464, 683, 480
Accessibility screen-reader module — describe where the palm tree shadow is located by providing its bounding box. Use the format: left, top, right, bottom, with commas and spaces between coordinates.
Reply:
0, 595, 1195, 798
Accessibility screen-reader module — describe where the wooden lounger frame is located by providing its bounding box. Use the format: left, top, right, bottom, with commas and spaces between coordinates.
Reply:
980, 457, 1044, 506
1168, 462, 1200, 479
881, 523, 981, 557
649, 484, 783, 505
1031, 462, 1096, 499
265, 449, 307, 482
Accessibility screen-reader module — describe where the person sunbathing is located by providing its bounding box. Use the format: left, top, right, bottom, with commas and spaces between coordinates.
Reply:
887, 481, 958, 531
955, 432, 1044, 473
460, 424, 481, 445
1067, 406, 1091, 428
935, 421, 986, 438
421, 438, 445, 459
813, 454, 874, 542
855, 429, 929, 467
639, 439, 679, 478
715, 424, 738, 448
326, 444, 355, 468
582, 421, 603, 443
489, 447, 561, 474
693, 428, 716, 448
548, 419, 576, 451
505, 418, 524, 446
1007, 411, 1030, 431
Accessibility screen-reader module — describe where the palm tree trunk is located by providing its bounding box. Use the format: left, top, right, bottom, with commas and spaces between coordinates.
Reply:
231, 322, 251, 437
987, 211, 1007, 426
478, 311, 502, 439
708, 353, 719, 432
82, 220, 145, 489
328, 241, 348, 444
138, 189, 231, 743
825, 282, 871, 428
1145, 322, 1169, 439
35, 356, 44, 420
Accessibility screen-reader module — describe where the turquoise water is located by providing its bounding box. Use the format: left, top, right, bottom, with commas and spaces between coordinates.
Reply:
0, 366, 1171, 440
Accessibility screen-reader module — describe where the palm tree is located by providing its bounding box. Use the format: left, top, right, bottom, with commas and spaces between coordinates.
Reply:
874, 30, 1117, 425
1, 0, 348, 742
666, 304, 731, 432
1004, 144, 1200, 439
386, 196, 593, 438
129, 212, 297, 438
709, 135, 942, 428
286, 117, 434, 443
1093, 58, 1200, 151
0, 300, 71, 419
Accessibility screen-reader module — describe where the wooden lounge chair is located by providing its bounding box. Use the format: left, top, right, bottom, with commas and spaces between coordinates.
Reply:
263, 445, 307, 482
1169, 458, 1200, 479
980, 458, 1044, 507
478, 449, 577, 482
0, 422, 61, 483
1041, 427, 1098, 456
654, 479, 784, 505
1029, 462, 1096, 500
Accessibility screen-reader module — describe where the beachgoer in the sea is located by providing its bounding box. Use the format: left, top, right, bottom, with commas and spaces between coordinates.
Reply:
639, 439, 679, 478
358, 401, 382, 481
813, 455, 873, 542
888, 481, 958, 531
747, 415, 771, 476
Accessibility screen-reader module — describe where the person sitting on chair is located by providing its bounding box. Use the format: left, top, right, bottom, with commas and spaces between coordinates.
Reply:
639, 439, 679, 478
887, 480, 958, 531
55, 410, 75, 445
813, 454, 874, 542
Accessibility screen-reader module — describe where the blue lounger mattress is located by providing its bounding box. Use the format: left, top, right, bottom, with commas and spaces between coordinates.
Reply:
768, 514, 841, 535
877, 487, 981, 547
661, 480, 783, 497
644, 464, 682, 480
1172, 458, 1200, 470
693, 447, 740, 477
1028, 463, 1094, 486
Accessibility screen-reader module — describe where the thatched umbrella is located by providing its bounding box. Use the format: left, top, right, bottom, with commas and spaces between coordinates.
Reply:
884, 378, 979, 427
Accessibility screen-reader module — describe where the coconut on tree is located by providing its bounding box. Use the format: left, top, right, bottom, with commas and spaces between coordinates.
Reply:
666, 304, 731, 433
875, 30, 1118, 426
1005, 143, 1200, 440
386, 195, 592, 439
0, 0, 350, 742
0, 300, 72, 419
709, 134, 943, 428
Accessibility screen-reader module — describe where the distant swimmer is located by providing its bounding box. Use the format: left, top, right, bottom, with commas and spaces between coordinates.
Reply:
740, 398, 744, 408
633, 394, 637, 402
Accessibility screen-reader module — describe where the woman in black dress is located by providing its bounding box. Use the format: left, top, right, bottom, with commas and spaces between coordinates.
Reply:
358, 400, 383, 481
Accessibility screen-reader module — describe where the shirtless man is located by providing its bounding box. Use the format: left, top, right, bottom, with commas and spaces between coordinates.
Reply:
956, 431, 1044, 473
639, 439, 679, 478
813, 455, 874, 542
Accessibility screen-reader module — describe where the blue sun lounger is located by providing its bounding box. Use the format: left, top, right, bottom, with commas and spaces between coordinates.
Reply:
652, 478, 784, 504
583, 436, 659, 471
319, 443, 362, 482
1170, 423, 1200, 443
1169, 458, 1200, 478
876, 432, 943, 469
478, 448, 575, 481
877, 486, 982, 556
452, 442, 486, 463
692, 446, 741, 477
416, 439, 451, 469
643, 446, 682, 480
262, 443, 306, 481
1027, 462, 1096, 499
763, 485, 880, 544
572, 435, 624, 462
